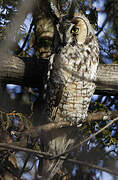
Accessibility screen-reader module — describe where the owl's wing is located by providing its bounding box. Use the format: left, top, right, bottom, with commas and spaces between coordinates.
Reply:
47, 53, 67, 121
48, 81, 64, 121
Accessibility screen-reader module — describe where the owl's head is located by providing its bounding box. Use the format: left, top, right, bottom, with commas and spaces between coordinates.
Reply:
50, 2, 96, 50
56, 13, 95, 46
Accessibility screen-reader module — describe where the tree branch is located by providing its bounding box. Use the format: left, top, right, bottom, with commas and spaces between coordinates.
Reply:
15, 19, 34, 55
0, 143, 117, 176
0, 117, 118, 177
0, 142, 52, 158
65, 159, 118, 176
0, 54, 118, 95
14, 110, 118, 139
96, 64, 118, 95
50, 117, 118, 159
0, 54, 48, 88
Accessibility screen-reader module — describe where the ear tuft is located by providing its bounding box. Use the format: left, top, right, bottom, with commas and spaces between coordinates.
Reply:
50, 2, 60, 19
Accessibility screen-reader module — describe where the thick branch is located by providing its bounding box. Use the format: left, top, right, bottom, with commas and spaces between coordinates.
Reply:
0, 54, 118, 94
96, 64, 118, 95
0, 54, 48, 88
15, 111, 118, 138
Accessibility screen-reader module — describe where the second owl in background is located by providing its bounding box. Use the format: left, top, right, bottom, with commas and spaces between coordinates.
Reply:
48, 11, 99, 124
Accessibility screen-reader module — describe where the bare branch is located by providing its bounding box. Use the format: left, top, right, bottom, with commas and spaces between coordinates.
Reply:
0, 141, 118, 176
50, 117, 118, 159
1, 115, 118, 156
0, 0, 34, 53
65, 159, 118, 176
0, 55, 48, 88
87, 111, 118, 122
15, 18, 34, 55
14, 111, 118, 138
0, 55, 118, 95
96, 64, 118, 95
0, 143, 51, 159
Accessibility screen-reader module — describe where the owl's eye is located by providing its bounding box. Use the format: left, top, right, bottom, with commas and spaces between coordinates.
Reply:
71, 26, 80, 34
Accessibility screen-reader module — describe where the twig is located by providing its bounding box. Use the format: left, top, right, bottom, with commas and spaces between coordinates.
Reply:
0, 0, 34, 52
0, 143, 52, 159
0, 142, 118, 176
0, 118, 118, 177
64, 159, 118, 176
0, 118, 117, 160
50, 117, 118, 160
15, 18, 34, 55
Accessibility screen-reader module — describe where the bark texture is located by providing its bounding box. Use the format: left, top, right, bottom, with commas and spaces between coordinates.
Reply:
0, 54, 118, 95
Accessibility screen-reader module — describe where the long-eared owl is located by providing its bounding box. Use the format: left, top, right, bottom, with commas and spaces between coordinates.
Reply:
48, 12, 99, 124
42, 9, 99, 179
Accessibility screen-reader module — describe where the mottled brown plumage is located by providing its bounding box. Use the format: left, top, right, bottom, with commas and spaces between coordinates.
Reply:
43, 12, 99, 179
48, 13, 99, 124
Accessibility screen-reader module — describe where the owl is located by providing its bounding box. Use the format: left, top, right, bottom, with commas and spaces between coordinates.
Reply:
48, 13, 99, 124
43, 11, 99, 179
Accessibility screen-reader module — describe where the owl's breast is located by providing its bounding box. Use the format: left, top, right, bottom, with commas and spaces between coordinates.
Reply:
50, 44, 98, 123
55, 80, 95, 122
59, 44, 99, 81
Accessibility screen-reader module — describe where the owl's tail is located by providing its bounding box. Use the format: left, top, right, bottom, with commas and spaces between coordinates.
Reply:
42, 131, 75, 180
44, 159, 64, 180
